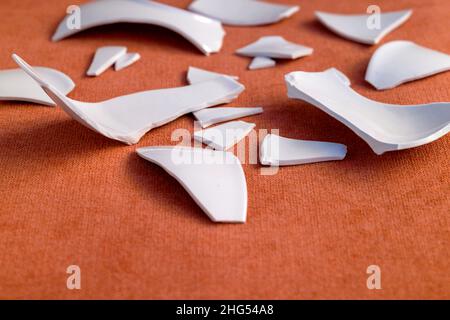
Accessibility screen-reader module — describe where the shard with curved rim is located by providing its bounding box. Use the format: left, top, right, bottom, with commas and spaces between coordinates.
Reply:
315, 10, 412, 45
13, 54, 245, 145
137, 146, 247, 223
52, 0, 225, 55
286, 68, 450, 155
366, 40, 450, 90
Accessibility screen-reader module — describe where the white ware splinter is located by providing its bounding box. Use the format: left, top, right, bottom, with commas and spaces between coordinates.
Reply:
285, 68, 450, 155
315, 10, 412, 45
187, 66, 238, 85
193, 107, 263, 128
137, 146, 247, 223
260, 134, 347, 166
12, 54, 245, 145
52, 0, 225, 55
194, 121, 255, 150
188, 0, 299, 26
0, 67, 74, 106
115, 52, 141, 71
87, 46, 127, 76
366, 40, 450, 90
236, 36, 313, 59
248, 57, 276, 70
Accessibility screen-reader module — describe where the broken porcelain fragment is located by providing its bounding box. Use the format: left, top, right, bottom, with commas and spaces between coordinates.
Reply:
194, 121, 255, 150
260, 134, 347, 166
236, 36, 313, 59
193, 107, 263, 128
52, 0, 225, 55
137, 146, 247, 223
285, 68, 450, 155
13, 54, 244, 145
187, 66, 238, 85
0, 67, 74, 106
86, 46, 127, 76
248, 56, 276, 70
366, 40, 450, 90
115, 52, 141, 71
315, 10, 412, 45
188, 0, 299, 26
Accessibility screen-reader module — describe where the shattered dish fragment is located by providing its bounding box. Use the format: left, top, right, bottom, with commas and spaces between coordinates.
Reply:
315, 10, 412, 45
285, 68, 450, 155
86, 46, 127, 76
260, 134, 347, 166
193, 107, 263, 128
248, 57, 276, 70
115, 52, 141, 71
137, 146, 247, 223
188, 0, 299, 26
187, 66, 238, 85
194, 121, 255, 150
236, 36, 313, 59
0, 67, 75, 106
366, 41, 450, 90
13, 54, 245, 145
52, 0, 225, 55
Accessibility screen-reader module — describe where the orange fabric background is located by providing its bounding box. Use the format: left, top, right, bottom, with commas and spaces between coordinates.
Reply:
0, 0, 449, 299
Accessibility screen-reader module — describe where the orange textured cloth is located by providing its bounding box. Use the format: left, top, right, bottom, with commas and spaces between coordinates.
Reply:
0, 0, 449, 299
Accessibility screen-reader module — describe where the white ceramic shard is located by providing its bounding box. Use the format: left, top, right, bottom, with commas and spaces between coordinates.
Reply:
248, 56, 276, 70
114, 52, 141, 71
13, 54, 245, 145
188, 0, 299, 26
193, 107, 263, 128
236, 36, 313, 59
315, 10, 412, 45
52, 0, 225, 55
187, 66, 238, 85
137, 146, 247, 223
285, 68, 450, 155
194, 121, 255, 150
86, 46, 127, 76
260, 134, 347, 166
366, 41, 450, 90
0, 67, 75, 106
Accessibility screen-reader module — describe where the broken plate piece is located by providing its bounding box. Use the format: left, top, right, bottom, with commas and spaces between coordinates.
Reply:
193, 107, 263, 128
285, 68, 450, 155
236, 36, 313, 59
137, 146, 247, 223
260, 134, 347, 166
315, 10, 412, 45
248, 56, 276, 70
188, 0, 299, 26
366, 40, 450, 90
87, 46, 127, 76
0, 67, 75, 106
52, 0, 225, 55
115, 52, 141, 71
187, 66, 238, 85
13, 54, 245, 145
194, 121, 255, 150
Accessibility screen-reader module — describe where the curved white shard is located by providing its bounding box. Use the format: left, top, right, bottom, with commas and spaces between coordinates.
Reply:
52, 0, 225, 55
194, 121, 255, 150
13, 54, 245, 145
315, 10, 412, 45
366, 41, 450, 90
115, 52, 141, 71
194, 107, 263, 128
87, 46, 127, 76
0, 67, 75, 106
236, 36, 313, 59
188, 0, 299, 26
137, 146, 247, 223
187, 66, 238, 85
285, 68, 450, 155
248, 56, 276, 70
260, 134, 347, 166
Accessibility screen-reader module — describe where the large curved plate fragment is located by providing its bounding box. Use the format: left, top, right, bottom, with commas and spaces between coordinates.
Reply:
188, 0, 299, 26
0, 67, 74, 106
315, 10, 412, 45
137, 146, 247, 223
366, 41, 450, 90
52, 0, 225, 55
285, 68, 450, 155
13, 54, 245, 145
